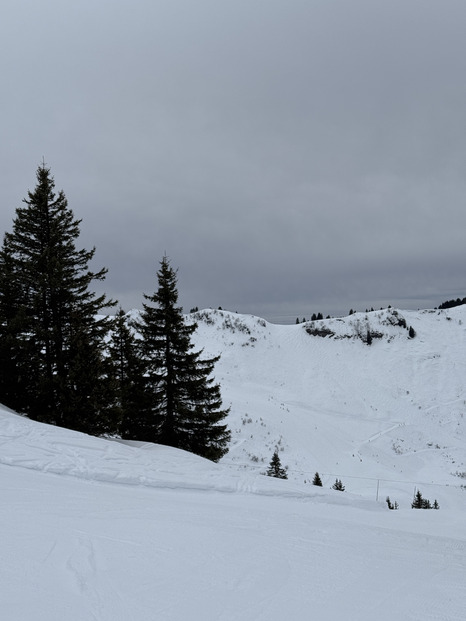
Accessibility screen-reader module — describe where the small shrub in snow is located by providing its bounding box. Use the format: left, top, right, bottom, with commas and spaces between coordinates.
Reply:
192, 310, 215, 325
312, 472, 323, 486
305, 326, 335, 338
386, 496, 399, 510
222, 315, 251, 335
332, 478, 345, 491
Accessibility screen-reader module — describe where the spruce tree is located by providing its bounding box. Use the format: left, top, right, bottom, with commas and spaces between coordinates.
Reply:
0, 244, 32, 411
312, 471, 323, 486
109, 308, 149, 436
332, 478, 345, 491
266, 449, 288, 479
131, 256, 230, 461
0, 163, 115, 433
386, 496, 398, 510
412, 489, 425, 508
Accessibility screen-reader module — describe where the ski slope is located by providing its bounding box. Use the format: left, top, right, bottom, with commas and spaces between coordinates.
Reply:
1, 306, 466, 620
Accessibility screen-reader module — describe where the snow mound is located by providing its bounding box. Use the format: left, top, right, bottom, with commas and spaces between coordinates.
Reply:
1, 406, 377, 508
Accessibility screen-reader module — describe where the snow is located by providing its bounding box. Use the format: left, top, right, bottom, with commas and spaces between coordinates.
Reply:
1, 306, 466, 620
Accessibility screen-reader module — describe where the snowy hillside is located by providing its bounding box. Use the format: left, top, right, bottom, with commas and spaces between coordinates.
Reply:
1, 306, 466, 620
191, 306, 466, 505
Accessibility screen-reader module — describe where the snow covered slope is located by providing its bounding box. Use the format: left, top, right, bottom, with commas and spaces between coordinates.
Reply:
1, 306, 466, 620
191, 306, 466, 506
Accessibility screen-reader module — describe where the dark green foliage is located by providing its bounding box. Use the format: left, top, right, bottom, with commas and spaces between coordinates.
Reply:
386, 496, 399, 510
108, 308, 149, 436
128, 256, 230, 462
332, 478, 345, 491
412, 489, 438, 509
411, 490, 424, 508
0, 245, 32, 411
266, 449, 288, 479
408, 326, 416, 339
312, 471, 323, 486
438, 297, 466, 309
0, 164, 115, 433
366, 329, 373, 345
60, 314, 118, 435
305, 326, 335, 338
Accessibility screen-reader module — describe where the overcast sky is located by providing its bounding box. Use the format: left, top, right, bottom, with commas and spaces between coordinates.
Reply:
2, 0, 465, 322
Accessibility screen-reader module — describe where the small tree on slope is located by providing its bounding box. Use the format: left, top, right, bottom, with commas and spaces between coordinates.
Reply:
267, 449, 288, 479
129, 256, 230, 462
312, 472, 323, 486
412, 490, 438, 509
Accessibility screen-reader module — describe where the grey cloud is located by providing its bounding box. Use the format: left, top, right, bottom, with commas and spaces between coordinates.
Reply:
1, 0, 466, 322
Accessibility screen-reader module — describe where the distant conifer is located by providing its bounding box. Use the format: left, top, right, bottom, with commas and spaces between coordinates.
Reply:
266, 449, 288, 479
412, 489, 435, 509
386, 496, 398, 510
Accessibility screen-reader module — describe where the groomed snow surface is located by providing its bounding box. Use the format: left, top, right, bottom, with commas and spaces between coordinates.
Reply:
1, 306, 466, 620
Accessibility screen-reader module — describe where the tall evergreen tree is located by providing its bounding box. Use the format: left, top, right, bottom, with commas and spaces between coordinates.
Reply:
0, 163, 115, 433
130, 256, 230, 461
